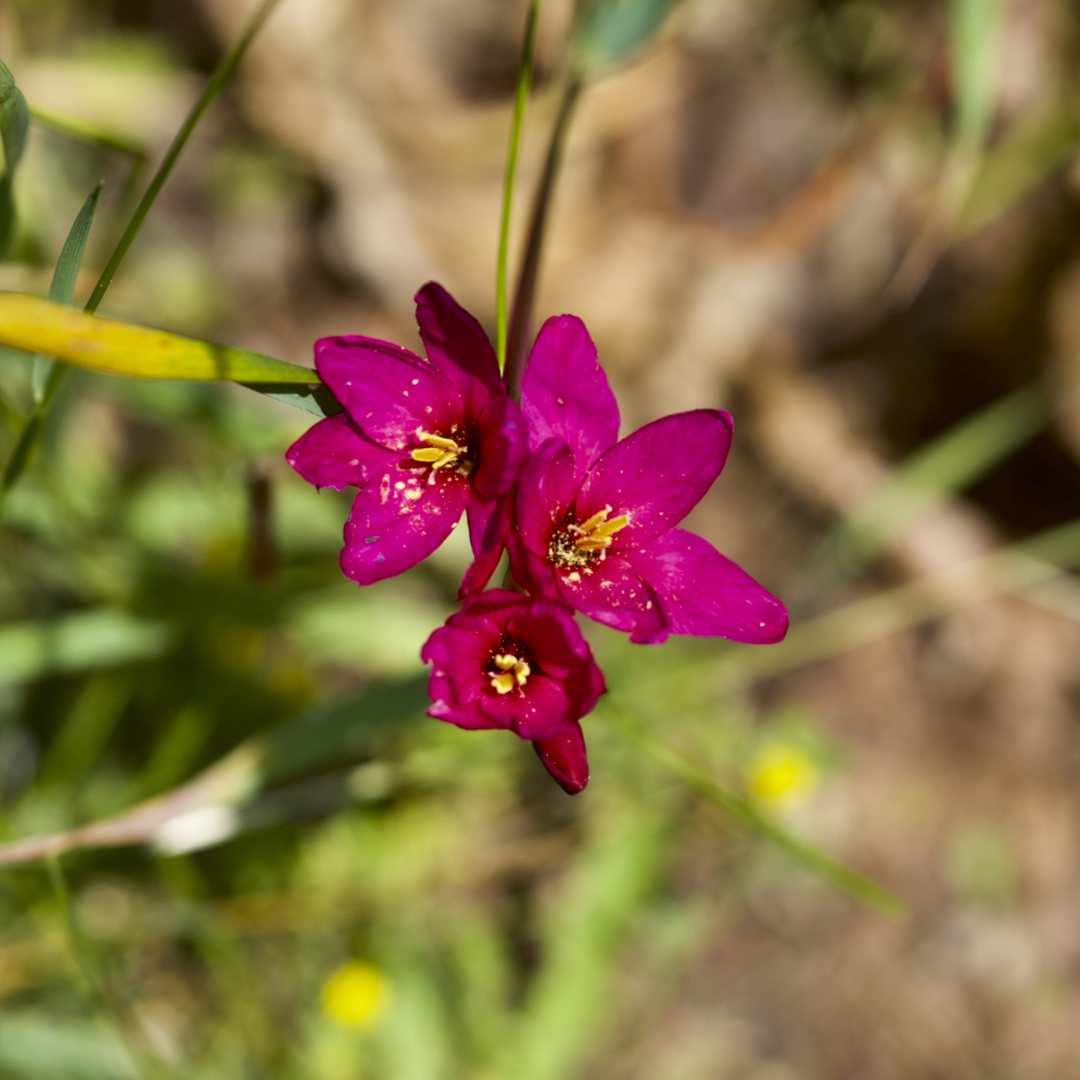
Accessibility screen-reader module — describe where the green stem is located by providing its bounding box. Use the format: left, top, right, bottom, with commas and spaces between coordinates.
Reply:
496, 0, 543, 372
504, 75, 581, 399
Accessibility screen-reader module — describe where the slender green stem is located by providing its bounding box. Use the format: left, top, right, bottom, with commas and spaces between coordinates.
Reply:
504, 76, 582, 399
604, 706, 906, 918
85, 0, 284, 315
30, 104, 147, 162
496, 0, 543, 372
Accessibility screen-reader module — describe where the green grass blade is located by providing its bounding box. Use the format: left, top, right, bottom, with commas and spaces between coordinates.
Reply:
84, 0, 284, 316
32, 183, 104, 403
949, 0, 1004, 150
0, 295, 319, 382
496, 0, 542, 372
605, 706, 906, 917
818, 380, 1048, 580
0, 57, 30, 256
0, 677, 427, 866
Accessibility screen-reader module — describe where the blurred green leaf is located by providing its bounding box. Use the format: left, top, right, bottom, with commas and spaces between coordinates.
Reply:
504, 817, 666, 1080
574, 0, 682, 75
0, 1015, 133, 1079
0, 677, 427, 866
0, 609, 172, 689
33, 183, 105, 403
0, 57, 29, 256
0, 294, 319, 383
949, 0, 1003, 149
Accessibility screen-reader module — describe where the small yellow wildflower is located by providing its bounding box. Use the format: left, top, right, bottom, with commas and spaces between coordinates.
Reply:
747, 744, 818, 806
320, 961, 389, 1028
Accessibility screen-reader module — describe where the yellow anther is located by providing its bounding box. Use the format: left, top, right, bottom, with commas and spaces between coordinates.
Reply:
491, 672, 516, 694
410, 430, 466, 471
570, 505, 630, 552
489, 654, 531, 693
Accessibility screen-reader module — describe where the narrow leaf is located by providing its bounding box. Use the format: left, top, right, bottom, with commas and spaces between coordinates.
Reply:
0, 294, 319, 383
0, 57, 30, 256
32, 183, 104, 403
949, 0, 1004, 149
605, 706, 906, 917
246, 381, 343, 418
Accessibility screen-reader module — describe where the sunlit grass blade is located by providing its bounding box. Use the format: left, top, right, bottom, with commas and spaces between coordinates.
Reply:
0, 677, 427, 867
0, 58, 30, 256
604, 706, 905, 917
496, 0, 542, 373
814, 379, 1048, 581
949, 0, 1004, 151
0, 295, 319, 382
32, 183, 104, 404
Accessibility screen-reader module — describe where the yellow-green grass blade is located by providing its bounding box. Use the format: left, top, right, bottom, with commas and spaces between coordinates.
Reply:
0, 294, 319, 383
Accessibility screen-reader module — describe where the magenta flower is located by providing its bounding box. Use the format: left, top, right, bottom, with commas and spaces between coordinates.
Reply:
286, 283, 527, 585
508, 316, 788, 646
421, 589, 605, 794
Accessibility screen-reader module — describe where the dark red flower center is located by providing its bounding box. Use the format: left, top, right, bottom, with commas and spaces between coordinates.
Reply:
548, 504, 631, 570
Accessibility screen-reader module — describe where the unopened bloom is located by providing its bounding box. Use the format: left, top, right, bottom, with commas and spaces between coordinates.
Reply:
509, 315, 788, 645
421, 590, 605, 793
287, 283, 526, 585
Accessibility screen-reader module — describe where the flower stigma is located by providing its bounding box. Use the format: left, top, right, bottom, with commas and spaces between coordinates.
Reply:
490, 652, 531, 694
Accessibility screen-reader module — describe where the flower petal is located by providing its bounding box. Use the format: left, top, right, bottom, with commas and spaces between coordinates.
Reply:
522, 315, 620, 489
533, 723, 589, 794
625, 528, 788, 643
460, 493, 512, 598
472, 394, 528, 500
314, 335, 463, 452
576, 410, 733, 550
285, 414, 399, 491
514, 439, 579, 558
554, 552, 668, 644
477, 674, 576, 741
341, 466, 470, 585
414, 282, 502, 409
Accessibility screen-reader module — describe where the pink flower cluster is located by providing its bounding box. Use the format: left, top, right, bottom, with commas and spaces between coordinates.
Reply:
288, 284, 787, 793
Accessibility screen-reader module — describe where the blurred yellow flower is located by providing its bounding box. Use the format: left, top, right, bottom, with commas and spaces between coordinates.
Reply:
747, 744, 818, 806
320, 961, 389, 1028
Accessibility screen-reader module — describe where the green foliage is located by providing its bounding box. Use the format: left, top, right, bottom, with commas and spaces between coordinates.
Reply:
574, 0, 682, 75
0, 57, 30, 257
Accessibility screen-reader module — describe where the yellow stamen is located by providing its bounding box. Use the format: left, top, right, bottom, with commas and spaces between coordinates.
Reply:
489, 654, 531, 693
410, 430, 466, 471
570, 505, 630, 552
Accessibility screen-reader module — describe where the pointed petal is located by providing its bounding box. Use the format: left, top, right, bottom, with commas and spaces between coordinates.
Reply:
577, 410, 733, 550
314, 335, 463, 451
625, 529, 788, 643
460, 493, 512, 597
514, 439, 578, 558
341, 467, 470, 585
414, 282, 502, 409
522, 315, 620, 488
507, 532, 560, 600
533, 723, 589, 794
285, 414, 399, 491
472, 394, 528, 500
555, 553, 669, 644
